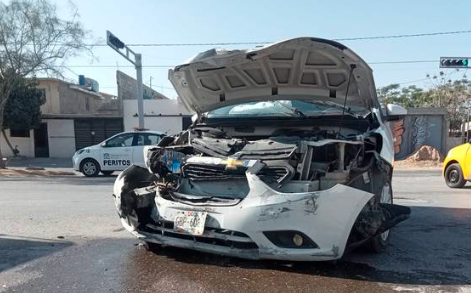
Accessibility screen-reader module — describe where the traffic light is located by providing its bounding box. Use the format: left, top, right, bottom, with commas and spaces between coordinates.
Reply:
440, 57, 470, 68
106, 31, 125, 49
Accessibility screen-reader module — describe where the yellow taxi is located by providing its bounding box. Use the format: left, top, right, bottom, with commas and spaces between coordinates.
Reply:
443, 142, 470, 188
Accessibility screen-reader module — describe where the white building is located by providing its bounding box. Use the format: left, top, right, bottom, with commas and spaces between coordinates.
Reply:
1, 77, 122, 158
117, 70, 194, 135
1, 72, 194, 159
123, 99, 193, 135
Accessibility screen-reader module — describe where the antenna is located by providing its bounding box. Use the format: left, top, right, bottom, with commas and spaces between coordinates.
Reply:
337, 64, 356, 138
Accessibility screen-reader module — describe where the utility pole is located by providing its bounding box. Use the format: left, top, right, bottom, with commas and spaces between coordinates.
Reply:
106, 30, 145, 129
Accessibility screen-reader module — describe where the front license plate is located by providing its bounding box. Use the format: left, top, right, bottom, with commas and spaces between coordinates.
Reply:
174, 211, 207, 236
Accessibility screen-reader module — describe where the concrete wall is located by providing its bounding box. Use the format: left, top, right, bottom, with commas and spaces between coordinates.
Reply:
45, 119, 76, 158
396, 107, 447, 159
38, 80, 61, 114
38, 78, 121, 117
123, 99, 193, 135
0, 130, 35, 157
1, 119, 76, 159
117, 71, 168, 100
446, 136, 464, 153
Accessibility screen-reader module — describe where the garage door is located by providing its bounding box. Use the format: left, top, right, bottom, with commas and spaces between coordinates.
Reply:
74, 118, 123, 150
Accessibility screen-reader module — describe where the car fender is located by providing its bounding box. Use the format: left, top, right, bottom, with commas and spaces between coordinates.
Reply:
443, 143, 471, 178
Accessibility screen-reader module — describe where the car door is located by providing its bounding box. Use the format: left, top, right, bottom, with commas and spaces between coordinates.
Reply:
132, 133, 163, 167
100, 133, 135, 171
462, 143, 471, 180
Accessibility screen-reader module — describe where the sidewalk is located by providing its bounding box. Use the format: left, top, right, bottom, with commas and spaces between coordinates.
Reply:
5, 157, 73, 169
1, 157, 77, 177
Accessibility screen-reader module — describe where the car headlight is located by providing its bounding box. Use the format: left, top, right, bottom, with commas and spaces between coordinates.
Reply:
76, 149, 85, 155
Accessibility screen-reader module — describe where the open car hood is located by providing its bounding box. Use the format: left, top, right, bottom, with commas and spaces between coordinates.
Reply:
169, 37, 379, 114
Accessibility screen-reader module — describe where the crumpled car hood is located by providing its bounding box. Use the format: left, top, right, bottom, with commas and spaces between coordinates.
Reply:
169, 37, 379, 114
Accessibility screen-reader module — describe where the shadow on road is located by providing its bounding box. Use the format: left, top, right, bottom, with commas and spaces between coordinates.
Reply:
126, 205, 471, 287
0, 235, 73, 272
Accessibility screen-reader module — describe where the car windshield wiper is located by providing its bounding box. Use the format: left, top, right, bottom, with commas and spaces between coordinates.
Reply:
304, 101, 362, 118
275, 102, 307, 118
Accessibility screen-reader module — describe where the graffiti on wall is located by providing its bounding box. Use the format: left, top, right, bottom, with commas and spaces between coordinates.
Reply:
411, 116, 435, 151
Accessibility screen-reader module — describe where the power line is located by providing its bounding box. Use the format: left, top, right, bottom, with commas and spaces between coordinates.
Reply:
369, 60, 436, 65
333, 30, 471, 41
396, 78, 430, 85
60, 59, 440, 68
89, 30, 471, 47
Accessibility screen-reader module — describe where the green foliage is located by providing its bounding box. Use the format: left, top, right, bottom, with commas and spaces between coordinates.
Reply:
3, 78, 45, 130
378, 78, 471, 134
377, 84, 428, 108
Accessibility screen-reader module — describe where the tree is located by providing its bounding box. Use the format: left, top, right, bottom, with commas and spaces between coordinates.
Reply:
378, 73, 471, 137
0, 0, 92, 168
377, 84, 427, 108
2, 78, 45, 152
424, 77, 471, 135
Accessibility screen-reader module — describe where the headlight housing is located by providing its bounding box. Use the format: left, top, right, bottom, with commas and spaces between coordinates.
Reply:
76, 149, 86, 155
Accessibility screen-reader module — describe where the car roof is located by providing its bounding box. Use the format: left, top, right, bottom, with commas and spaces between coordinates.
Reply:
119, 130, 165, 135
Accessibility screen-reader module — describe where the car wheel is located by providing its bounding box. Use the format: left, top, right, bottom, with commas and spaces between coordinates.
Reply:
80, 159, 100, 177
445, 163, 466, 188
102, 171, 114, 176
368, 182, 392, 253
144, 241, 161, 252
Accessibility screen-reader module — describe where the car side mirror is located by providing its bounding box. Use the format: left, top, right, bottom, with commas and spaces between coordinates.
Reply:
101, 142, 107, 147
385, 104, 407, 121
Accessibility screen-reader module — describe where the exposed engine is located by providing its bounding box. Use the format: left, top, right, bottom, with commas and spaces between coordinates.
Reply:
116, 124, 410, 251
146, 126, 384, 200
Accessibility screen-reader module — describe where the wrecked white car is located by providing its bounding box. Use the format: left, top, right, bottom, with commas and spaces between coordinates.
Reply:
113, 37, 410, 261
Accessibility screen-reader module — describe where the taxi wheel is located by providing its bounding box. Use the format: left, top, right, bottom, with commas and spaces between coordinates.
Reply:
445, 163, 466, 188
80, 159, 100, 177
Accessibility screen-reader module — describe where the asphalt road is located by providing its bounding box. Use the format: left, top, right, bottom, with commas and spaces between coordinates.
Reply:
0, 169, 470, 293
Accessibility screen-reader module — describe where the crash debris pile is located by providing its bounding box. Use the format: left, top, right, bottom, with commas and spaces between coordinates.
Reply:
397, 145, 444, 167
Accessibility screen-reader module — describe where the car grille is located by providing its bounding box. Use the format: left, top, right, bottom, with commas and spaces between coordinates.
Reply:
182, 163, 291, 183
144, 220, 259, 250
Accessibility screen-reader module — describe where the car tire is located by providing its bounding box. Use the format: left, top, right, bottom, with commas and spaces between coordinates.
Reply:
445, 163, 466, 188
80, 158, 100, 177
101, 171, 114, 176
144, 241, 161, 252
367, 182, 393, 253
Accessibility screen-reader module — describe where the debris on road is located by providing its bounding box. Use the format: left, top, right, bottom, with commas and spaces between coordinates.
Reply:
395, 145, 444, 168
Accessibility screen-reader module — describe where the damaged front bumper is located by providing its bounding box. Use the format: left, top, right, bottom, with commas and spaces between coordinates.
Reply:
115, 171, 382, 261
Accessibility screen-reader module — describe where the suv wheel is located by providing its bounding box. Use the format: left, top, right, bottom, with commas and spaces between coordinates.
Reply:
445, 163, 466, 188
80, 159, 100, 177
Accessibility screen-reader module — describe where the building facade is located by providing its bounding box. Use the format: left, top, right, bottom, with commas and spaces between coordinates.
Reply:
123, 99, 193, 135
0, 78, 122, 158
1, 72, 195, 159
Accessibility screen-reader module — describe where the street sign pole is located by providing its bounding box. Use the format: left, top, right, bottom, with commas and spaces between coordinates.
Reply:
106, 30, 145, 129
135, 54, 144, 129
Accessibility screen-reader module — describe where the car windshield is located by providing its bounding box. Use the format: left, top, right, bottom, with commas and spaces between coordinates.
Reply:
206, 100, 369, 118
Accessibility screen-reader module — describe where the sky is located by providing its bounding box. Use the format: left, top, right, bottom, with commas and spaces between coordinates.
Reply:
30, 0, 471, 97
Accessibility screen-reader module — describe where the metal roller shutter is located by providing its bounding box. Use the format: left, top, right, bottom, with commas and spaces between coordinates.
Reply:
74, 118, 123, 150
